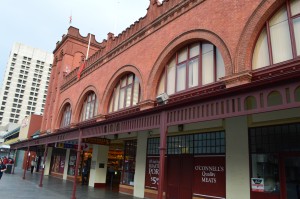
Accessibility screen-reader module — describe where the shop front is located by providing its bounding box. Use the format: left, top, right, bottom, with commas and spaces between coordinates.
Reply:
250, 123, 300, 199
50, 148, 67, 178
145, 131, 226, 199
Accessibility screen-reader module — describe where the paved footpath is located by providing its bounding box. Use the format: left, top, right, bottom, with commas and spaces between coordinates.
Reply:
0, 169, 140, 199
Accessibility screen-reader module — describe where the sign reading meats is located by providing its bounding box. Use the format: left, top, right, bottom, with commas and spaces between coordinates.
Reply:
193, 156, 226, 198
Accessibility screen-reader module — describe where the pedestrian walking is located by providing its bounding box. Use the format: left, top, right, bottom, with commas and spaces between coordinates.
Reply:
0, 159, 7, 180
31, 159, 36, 174
81, 163, 89, 185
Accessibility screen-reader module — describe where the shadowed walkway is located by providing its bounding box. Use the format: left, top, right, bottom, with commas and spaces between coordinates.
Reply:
0, 169, 140, 199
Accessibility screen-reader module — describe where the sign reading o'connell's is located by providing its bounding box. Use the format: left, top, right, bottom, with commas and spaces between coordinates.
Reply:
193, 156, 226, 198
82, 138, 110, 145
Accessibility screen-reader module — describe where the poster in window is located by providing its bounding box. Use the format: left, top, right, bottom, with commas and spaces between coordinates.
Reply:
145, 157, 160, 190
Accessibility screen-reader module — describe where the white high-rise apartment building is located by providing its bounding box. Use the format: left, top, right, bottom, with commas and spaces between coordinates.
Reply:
0, 43, 53, 126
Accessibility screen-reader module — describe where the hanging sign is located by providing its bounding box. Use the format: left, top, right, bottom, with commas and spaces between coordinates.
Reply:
82, 138, 110, 145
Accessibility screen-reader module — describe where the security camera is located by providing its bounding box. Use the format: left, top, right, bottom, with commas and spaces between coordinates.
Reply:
156, 92, 169, 105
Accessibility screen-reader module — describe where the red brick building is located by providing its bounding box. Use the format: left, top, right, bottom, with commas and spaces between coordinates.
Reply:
11, 0, 300, 199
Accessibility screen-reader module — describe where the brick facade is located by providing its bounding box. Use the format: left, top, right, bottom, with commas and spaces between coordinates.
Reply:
41, 0, 289, 133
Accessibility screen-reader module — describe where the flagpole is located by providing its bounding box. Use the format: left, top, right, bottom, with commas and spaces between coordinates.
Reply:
77, 34, 92, 79
86, 34, 92, 60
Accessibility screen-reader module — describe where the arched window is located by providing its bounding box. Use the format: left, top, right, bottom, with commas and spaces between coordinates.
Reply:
108, 73, 140, 113
157, 42, 225, 96
252, 0, 300, 69
60, 104, 72, 127
80, 92, 97, 121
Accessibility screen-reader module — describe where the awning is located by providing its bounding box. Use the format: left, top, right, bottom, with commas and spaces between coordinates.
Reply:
31, 130, 41, 139
3, 137, 19, 145
0, 144, 10, 149
2, 127, 20, 139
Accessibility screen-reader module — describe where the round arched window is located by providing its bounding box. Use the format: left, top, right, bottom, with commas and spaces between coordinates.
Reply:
157, 42, 225, 96
108, 73, 141, 113
60, 103, 72, 127
252, 0, 300, 69
80, 92, 97, 121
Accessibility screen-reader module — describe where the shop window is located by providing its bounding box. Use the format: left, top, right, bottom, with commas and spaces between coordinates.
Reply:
67, 151, 77, 176
147, 138, 160, 155
249, 124, 300, 196
60, 103, 72, 127
51, 148, 66, 174
167, 134, 194, 154
245, 96, 257, 110
252, 0, 300, 69
121, 140, 137, 186
108, 73, 140, 113
267, 91, 283, 107
80, 92, 97, 121
295, 86, 300, 101
194, 131, 225, 154
157, 42, 225, 96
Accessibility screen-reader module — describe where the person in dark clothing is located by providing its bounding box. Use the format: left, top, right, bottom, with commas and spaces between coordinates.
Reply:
30, 159, 36, 174
0, 159, 7, 180
82, 163, 88, 185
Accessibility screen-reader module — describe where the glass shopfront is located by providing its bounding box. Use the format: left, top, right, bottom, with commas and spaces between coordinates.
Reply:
67, 150, 77, 176
122, 140, 137, 186
250, 123, 300, 199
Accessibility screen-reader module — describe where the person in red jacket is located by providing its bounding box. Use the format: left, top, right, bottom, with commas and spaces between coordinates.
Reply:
0, 159, 7, 180
2, 156, 8, 165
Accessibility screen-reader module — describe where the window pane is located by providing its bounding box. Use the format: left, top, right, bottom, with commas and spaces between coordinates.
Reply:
127, 74, 133, 84
176, 63, 186, 92
121, 78, 126, 87
188, 58, 199, 88
251, 154, 280, 193
293, 17, 300, 56
290, 0, 300, 16
126, 86, 132, 107
189, 43, 200, 58
178, 48, 188, 63
167, 58, 176, 95
109, 98, 113, 112
119, 88, 125, 109
113, 85, 120, 111
202, 43, 214, 54
85, 103, 90, 120
216, 48, 225, 79
202, 47, 214, 85
269, 7, 293, 64
252, 28, 270, 69
89, 102, 94, 118
133, 78, 140, 105
157, 73, 165, 96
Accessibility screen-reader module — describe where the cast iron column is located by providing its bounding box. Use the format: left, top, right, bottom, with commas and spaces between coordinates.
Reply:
11, 149, 18, 174
158, 111, 167, 199
23, 146, 30, 180
71, 129, 82, 199
39, 144, 48, 187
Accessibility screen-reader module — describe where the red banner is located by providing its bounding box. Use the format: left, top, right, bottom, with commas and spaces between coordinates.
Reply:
145, 156, 160, 190
193, 156, 226, 198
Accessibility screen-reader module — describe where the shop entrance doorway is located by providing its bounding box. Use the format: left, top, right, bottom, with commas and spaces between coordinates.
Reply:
282, 154, 300, 199
166, 155, 193, 199
106, 141, 124, 189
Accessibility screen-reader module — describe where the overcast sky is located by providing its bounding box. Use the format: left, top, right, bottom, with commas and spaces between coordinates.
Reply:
0, 0, 150, 85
